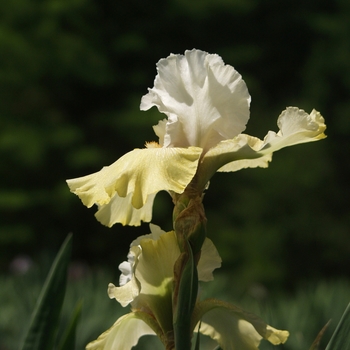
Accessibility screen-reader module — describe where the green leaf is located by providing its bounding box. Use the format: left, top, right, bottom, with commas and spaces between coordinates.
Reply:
19, 234, 73, 350
57, 299, 83, 350
325, 303, 350, 350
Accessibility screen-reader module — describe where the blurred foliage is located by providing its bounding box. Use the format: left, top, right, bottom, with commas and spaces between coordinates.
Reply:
0, 0, 350, 292
1, 263, 350, 349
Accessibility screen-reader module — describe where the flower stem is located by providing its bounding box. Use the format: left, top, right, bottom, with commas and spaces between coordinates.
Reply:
172, 186, 207, 350
173, 239, 198, 350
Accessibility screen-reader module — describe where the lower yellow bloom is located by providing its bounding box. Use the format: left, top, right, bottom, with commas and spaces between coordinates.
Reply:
86, 225, 288, 350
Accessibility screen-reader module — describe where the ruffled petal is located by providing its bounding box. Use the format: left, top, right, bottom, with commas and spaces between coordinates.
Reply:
201, 135, 271, 174
67, 147, 202, 226
197, 108, 326, 187
86, 313, 155, 350
141, 49, 250, 151
108, 280, 139, 308
193, 299, 289, 350
261, 107, 326, 152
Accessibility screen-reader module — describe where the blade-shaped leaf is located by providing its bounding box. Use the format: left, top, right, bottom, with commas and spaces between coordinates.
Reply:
57, 299, 83, 350
19, 234, 73, 350
325, 303, 350, 350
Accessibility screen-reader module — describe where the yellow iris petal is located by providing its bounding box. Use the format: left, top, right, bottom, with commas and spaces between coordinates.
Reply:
193, 299, 289, 350
85, 313, 155, 350
197, 107, 326, 188
67, 147, 202, 226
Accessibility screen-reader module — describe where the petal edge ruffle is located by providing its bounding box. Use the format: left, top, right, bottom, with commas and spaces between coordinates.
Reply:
67, 147, 202, 226
141, 49, 250, 151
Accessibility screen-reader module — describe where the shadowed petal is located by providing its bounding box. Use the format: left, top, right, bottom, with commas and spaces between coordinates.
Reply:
193, 299, 289, 350
197, 237, 222, 281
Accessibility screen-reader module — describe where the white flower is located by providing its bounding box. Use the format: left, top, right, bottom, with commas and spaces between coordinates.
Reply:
67, 49, 326, 227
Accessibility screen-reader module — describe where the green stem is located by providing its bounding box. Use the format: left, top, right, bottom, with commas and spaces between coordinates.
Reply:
173, 240, 198, 350
172, 183, 207, 350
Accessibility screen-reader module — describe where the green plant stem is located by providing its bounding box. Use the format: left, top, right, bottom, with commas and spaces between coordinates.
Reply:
173, 240, 198, 350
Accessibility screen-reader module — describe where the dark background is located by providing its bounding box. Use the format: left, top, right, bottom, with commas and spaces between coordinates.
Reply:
1, 0, 349, 292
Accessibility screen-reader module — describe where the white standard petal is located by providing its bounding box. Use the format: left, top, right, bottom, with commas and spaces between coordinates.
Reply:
67, 147, 202, 226
86, 313, 155, 350
141, 49, 250, 151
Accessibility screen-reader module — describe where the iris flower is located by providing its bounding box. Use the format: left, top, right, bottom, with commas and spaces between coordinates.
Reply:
67, 49, 326, 227
86, 224, 288, 350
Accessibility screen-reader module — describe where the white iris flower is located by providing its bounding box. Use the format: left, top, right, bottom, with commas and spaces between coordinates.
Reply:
67, 49, 326, 227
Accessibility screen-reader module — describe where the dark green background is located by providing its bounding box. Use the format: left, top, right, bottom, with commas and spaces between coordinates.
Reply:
1, 0, 349, 291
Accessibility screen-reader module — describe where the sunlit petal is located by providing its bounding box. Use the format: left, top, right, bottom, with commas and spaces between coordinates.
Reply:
67, 147, 202, 226
141, 49, 250, 151
86, 313, 155, 350
261, 107, 326, 152
198, 108, 326, 187
200, 135, 271, 178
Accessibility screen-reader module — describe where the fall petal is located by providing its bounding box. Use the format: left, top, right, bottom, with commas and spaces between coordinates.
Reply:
86, 313, 155, 350
67, 147, 202, 226
198, 108, 326, 187
95, 192, 156, 227
141, 49, 250, 150
261, 107, 326, 152
193, 299, 289, 350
